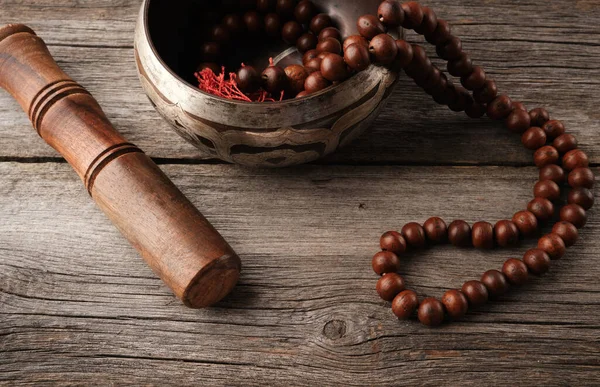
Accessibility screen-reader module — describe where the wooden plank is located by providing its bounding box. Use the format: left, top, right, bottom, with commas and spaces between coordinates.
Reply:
1, 0, 600, 164
1, 162, 598, 385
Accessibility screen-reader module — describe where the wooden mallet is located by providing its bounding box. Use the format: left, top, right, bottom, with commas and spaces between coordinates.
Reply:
0, 24, 241, 308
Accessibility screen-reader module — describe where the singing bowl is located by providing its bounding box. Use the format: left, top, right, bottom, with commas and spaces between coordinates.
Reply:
134, 0, 400, 167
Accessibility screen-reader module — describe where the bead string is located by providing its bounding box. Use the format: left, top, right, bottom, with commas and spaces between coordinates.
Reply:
196, 0, 595, 327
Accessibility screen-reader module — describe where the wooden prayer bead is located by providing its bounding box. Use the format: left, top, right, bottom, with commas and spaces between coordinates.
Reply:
201, 42, 221, 62
562, 149, 589, 171
320, 53, 349, 82
473, 79, 498, 104
284, 65, 309, 94
542, 120, 566, 139
401, 222, 427, 248
343, 35, 369, 51
521, 127, 547, 150
295, 90, 309, 98
378, 0, 404, 27
394, 39, 414, 68
448, 220, 472, 247
537, 233, 566, 260
502, 258, 528, 286
276, 0, 296, 18
553, 134, 578, 155
462, 66, 487, 91
533, 145, 559, 168
372, 251, 401, 275
529, 108, 550, 127
552, 221, 579, 247
527, 198, 554, 222
262, 64, 288, 94
447, 54, 473, 77
376, 273, 406, 301
317, 52, 331, 60
448, 86, 471, 113
560, 204, 587, 229
404, 45, 431, 81
441, 290, 468, 320
487, 95, 513, 120
472, 221, 494, 249
512, 211, 538, 237
401, 1, 424, 29
244, 11, 264, 33
236, 65, 261, 93
414, 6, 438, 36
481, 270, 509, 298
523, 249, 551, 275
568, 167, 595, 189
223, 14, 245, 35
423, 217, 448, 244
344, 43, 371, 71
392, 290, 419, 319
211, 25, 231, 44
369, 34, 398, 65
418, 66, 442, 91
297, 33, 318, 52
505, 109, 531, 134
294, 0, 317, 24
380, 231, 407, 255
304, 57, 322, 73
461, 280, 489, 306
494, 220, 520, 247
282, 20, 304, 44
304, 71, 331, 93
425, 19, 451, 45
539, 164, 566, 184
357, 14, 386, 40
533, 180, 560, 201
418, 298, 445, 327
465, 100, 487, 119
317, 37, 342, 55
512, 102, 527, 112
436, 36, 462, 61
318, 27, 341, 42
568, 187, 594, 210
264, 13, 282, 37
310, 13, 333, 34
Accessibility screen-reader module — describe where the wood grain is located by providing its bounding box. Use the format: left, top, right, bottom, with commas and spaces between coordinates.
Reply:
1, 163, 599, 385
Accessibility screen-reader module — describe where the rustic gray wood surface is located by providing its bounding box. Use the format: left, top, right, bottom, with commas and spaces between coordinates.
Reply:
1, 0, 599, 385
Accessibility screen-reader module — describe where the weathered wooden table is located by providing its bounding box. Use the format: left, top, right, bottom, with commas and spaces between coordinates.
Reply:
1, 1, 599, 385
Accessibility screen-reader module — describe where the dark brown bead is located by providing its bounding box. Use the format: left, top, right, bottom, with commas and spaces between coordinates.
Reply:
343, 35, 369, 51
420, 67, 442, 92
533, 180, 561, 202
461, 66, 487, 91
552, 134, 578, 154
394, 39, 414, 68
505, 109, 531, 134
376, 273, 406, 301
423, 217, 448, 244
392, 290, 419, 319
344, 43, 371, 71
447, 54, 473, 77
262, 65, 288, 94
552, 221, 579, 247
369, 34, 398, 65
304, 57, 322, 73
223, 14, 245, 35
533, 145, 560, 168
512, 211, 539, 237
294, 0, 317, 24
264, 13, 282, 37
568, 187, 594, 210
317, 51, 331, 60
529, 108, 550, 127
465, 100, 487, 119
303, 71, 331, 93
502, 258, 528, 286
538, 233, 566, 260
378, 0, 404, 27
414, 6, 438, 35
487, 95, 513, 120
448, 86, 472, 112
236, 65, 261, 93
401, 1, 424, 29
201, 42, 221, 62
560, 204, 587, 229
568, 167, 595, 189
473, 79, 498, 104
494, 220, 520, 247
317, 37, 342, 55
357, 14, 386, 40
418, 298, 445, 327
196, 62, 221, 75
461, 280, 489, 306
542, 120, 566, 139
404, 45, 431, 80
442, 290, 468, 320
244, 11, 264, 33
297, 32, 317, 52
523, 249, 551, 275
310, 13, 332, 34
211, 25, 231, 44
372, 251, 401, 275
320, 54, 349, 82
436, 36, 462, 61
282, 20, 304, 44
295, 90, 310, 98
539, 164, 566, 184
472, 221, 494, 249
425, 19, 451, 45
448, 220, 472, 247
401, 222, 427, 248
513, 102, 527, 112
284, 65, 309, 94
527, 198, 554, 222
380, 231, 407, 255
481, 270, 509, 298
318, 27, 341, 42
276, 0, 296, 18
257, 0, 276, 12
563, 149, 589, 171
521, 127, 547, 150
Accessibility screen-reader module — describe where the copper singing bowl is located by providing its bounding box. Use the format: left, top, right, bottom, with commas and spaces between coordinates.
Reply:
135, 0, 400, 167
